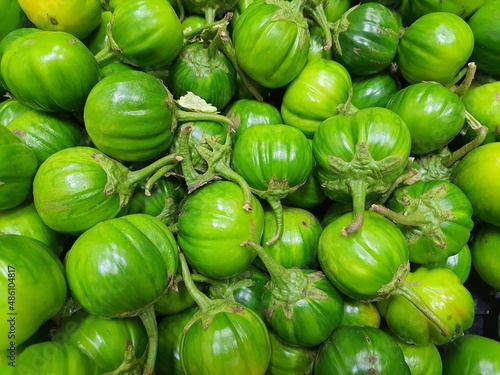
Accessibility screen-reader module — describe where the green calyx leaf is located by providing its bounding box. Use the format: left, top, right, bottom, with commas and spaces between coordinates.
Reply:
374, 183, 456, 250
373, 261, 409, 301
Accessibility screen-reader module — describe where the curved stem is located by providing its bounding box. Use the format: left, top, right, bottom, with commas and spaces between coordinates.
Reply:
371, 204, 422, 226
214, 164, 253, 211
94, 43, 118, 67
442, 112, 488, 168
176, 109, 235, 130
144, 165, 174, 196
342, 180, 368, 236
265, 198, 285, 245
242, 240, 305, 294
179, 251, 211, 310
306, 3, 333, 50
127, 154, 183, 187
450, 62, 477, 97
216, 27, 264, 102
394, 283, 451, 338
138, 305, 158, 375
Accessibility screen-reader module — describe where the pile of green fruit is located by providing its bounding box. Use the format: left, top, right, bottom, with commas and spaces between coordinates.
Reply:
1, 0, 500, 374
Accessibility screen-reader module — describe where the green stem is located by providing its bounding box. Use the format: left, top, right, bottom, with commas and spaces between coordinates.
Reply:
306, 3, 333, 50
144, 165, 177, 196
174, 0, 185, 22
242, 240, 306, 295
215, 164, 254, 211
205, 7, 216, 24
450, 62, 477, 97
179, 251, 212, 310
190, 273, 219, 285
103, 340, 145, 375
216, 27, 264, 102
177, 124, 203, 191
138, 305, 158, 375
442, 112, 488, 168
342, 180, 368, 236
127, 154, 183, 187
395, 283, 451, 338
94, 43, 118, 67
176, 109, 235, 129
371, 204, 422, 227
183, 14, 231, 41
265, 198, 285, 245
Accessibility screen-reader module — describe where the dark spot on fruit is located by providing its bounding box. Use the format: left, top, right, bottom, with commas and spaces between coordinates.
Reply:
368, 355, 377, 364
48, 15, 58, 26
301, 220, 310, 227
365, 335, 372, 344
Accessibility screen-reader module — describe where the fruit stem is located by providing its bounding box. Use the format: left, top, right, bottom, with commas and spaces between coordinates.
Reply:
139, 305, 158, 375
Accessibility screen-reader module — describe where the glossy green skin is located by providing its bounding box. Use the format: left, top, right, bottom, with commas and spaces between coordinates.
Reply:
0, 0, 29, 40
441, 334, 500, 374
53, 310, 148, 373
99, 60, 136, 78
66, 214, 178, 318
0, 125, 38, 210
7, 109, 86, 166
0, 98, 31, 127
84, 10, 113, 55
0, 28, 39, 87
325, 0, 351, 22
0, 201, 65, 257
425, 244, 472, 284
0, 235, 67, 352
262, 269, 344, 347
84, 70, 176, 162
410, 0, 486, 19
281, 59, 352, 138
468, 1, 500, 75
177, 181, 265, 279
333, 3, 400, 76
308, 26, 332, 61
386, 82, 465, 154
281, 164, 326, 210
397, 12, 474, 85
470, 223, 500, 291
233, 0, 310, 88
377, 267, 475, 345
224, 98, 283, 141
128, 176, 187, 219
318, 211, 410, 300
266, 331, 315, 375
321, 201, 353, 228
314, 325, 411, 375
461, 81, 500, 144
16, 341, 100, 375
453, 142, 500, 226
386, 179, 474, 264
169, 42, 236, 111
232, 124, 313, 192
255, 207, 322, 269
1, 31, 100, 112
156, 307, 197, 375
312, 107, 412, 202
394, 336, 443, 375
181, 15, 206, 33
339, 297, 381, 328
208, 265, 270, 319
154, 277, 200, 316
110, 0, 183, 69
180, 305, 271, 374
32, 146, 124, 235
351, 72, 399, 109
